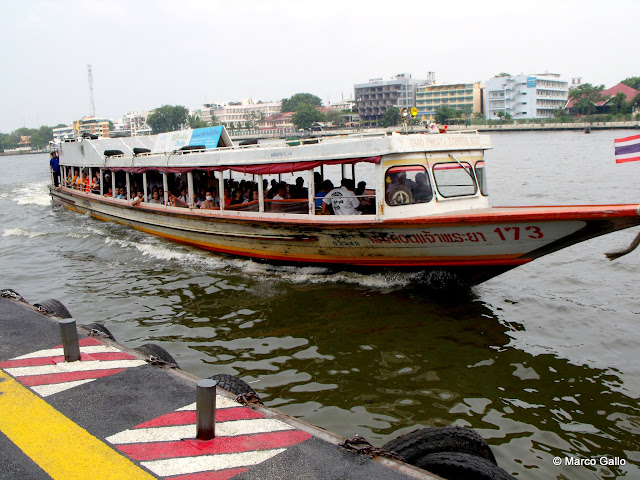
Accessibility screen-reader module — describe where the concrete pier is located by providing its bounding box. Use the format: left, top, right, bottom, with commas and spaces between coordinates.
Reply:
0, 295, 436, 480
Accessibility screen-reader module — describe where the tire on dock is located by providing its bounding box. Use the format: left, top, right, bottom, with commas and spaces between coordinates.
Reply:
33, 299, 72, 318
382, 426, 497, 465
414, 452, 514, 480
208, 373, 260, 400
135, 343, 180, 369
1, 289, 25, 302
84, 322, 116, 342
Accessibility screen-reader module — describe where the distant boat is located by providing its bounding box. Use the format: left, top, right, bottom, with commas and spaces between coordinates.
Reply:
584, 124, 591, 134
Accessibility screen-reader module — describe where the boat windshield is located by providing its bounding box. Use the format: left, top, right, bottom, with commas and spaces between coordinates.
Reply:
432, 162, 478, 198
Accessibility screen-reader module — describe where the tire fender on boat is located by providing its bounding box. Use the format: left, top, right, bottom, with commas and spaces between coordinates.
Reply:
207, 373, 260, 400
135, 343, 180, 369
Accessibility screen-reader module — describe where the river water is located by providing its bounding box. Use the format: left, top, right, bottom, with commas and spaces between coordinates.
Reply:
1, 130, 639, 479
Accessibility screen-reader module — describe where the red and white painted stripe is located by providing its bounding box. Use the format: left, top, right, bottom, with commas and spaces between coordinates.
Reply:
0, 337, 147, 396
107, 398, 312, 479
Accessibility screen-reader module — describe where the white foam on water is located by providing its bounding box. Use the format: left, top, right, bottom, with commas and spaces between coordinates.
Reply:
13, 181, 51, 206
2, 227, 47, 239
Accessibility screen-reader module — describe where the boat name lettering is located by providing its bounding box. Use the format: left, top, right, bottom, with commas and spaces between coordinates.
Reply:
409, 136, 477, 149
271, 151, 293, 158
368, 231, 487, 244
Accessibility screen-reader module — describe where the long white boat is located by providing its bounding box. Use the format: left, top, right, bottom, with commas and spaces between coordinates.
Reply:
50, 126, 640, 285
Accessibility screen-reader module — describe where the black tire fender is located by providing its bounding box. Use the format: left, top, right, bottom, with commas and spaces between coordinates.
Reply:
382, 426, 497, 465
415, 452, 514, 480
33, 299, 72, 318
135, 343, 180, 369
208, 373, 260, 400
84, 323, 116, 342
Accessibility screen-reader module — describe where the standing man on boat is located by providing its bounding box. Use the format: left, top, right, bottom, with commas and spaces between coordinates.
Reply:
49, 151, 61, 187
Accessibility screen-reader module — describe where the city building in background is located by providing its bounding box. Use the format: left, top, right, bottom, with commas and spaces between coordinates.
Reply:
484, 73, 569, 120
354, 73, 433, 124
111, 111, 151, 137
415, 82, 483, 120
206, 99, 281, 126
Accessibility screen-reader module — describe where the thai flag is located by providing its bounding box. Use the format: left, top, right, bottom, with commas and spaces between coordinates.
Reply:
614, 133, 640, 163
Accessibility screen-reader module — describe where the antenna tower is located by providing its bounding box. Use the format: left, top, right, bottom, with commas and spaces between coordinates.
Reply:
87, 64, 96, 117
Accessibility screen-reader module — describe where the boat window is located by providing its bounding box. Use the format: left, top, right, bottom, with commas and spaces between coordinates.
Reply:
475, 161, 488, 196
384, 165, 433, 206
432, 162, 478, 197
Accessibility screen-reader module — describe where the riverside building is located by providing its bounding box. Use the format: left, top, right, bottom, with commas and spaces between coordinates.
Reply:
415, 82, 484, 121
354, 73, 432, 124
484, 73, 569, 120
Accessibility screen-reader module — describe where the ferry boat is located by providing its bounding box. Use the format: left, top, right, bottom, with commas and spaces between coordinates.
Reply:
50, 126, 640, 285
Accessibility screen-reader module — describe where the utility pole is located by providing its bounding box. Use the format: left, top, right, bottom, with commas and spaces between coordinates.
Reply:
87, 64, 96, 117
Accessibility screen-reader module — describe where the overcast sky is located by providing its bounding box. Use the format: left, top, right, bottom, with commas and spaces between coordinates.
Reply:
1, 0, 637, 133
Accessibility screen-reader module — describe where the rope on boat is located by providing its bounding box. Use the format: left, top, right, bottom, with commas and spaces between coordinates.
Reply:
604, 231, 640, 260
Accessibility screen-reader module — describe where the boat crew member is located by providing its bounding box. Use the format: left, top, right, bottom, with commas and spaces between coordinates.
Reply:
49, 151, 60, 187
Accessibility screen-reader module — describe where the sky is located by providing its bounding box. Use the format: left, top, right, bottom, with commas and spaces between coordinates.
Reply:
1, 0, 638, 133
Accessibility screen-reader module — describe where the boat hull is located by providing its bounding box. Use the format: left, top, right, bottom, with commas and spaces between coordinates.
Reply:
51, 188, 640, 285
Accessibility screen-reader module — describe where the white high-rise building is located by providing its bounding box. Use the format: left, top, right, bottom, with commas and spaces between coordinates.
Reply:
484, 73, 568, 120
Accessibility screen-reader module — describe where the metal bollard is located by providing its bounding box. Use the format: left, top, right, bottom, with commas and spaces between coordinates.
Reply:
59, 318, 81, 362
196, 379, 217, 440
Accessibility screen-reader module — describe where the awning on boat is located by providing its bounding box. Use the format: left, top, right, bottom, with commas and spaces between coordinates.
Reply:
103, 156, 381, 175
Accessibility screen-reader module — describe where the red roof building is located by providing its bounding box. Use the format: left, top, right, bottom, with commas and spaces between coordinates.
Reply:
566, 82, 639, 111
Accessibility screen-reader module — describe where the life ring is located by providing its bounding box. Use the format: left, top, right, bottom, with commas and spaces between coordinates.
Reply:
388, 185, 413, 205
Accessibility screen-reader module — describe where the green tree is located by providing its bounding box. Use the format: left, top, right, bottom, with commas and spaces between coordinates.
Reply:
242, 111, 264, 129
435, 105, 460, 124
569, 84, 605, 115
291, 103, 324, 130
281, 93, 323, 112
608, 92, 630, 114
631, 93, 640, 111
188, 114, 208, 129
147, 105, 189, 134
621, 77, 640, 91
495, 72, 512, 77
379, 106, 401, 127
324, 109, 343, 126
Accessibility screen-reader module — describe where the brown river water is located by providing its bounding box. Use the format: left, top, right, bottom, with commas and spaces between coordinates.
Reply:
1, 130, 639, 479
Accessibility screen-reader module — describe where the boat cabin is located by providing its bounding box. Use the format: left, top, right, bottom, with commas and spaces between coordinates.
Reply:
56, 126, 492, 221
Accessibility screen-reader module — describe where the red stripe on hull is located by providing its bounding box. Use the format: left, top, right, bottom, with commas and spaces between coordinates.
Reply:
19, 368, 126, 386
133, 408, 264, 429
117, 430, 312, 461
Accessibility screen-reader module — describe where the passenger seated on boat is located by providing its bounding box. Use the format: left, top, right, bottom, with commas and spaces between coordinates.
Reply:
272, 182, 288, 200
322, 179, 362, 215
104, 187, 113, 197
131, 191, 144, 206
230, 190, 244, 205
266, 179, 278, 199
200, 192, 216, 209
356, 181, 374, 213
412, 172, 433, 203
195, 188, 206, 207
315, 180, 334, 210
115, 188, 125, 199
290, 177, 308, 199
158, 187, 165, 205
148, 185, 159, 202
148, 191, 162, 204
386, 172, 413, 205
